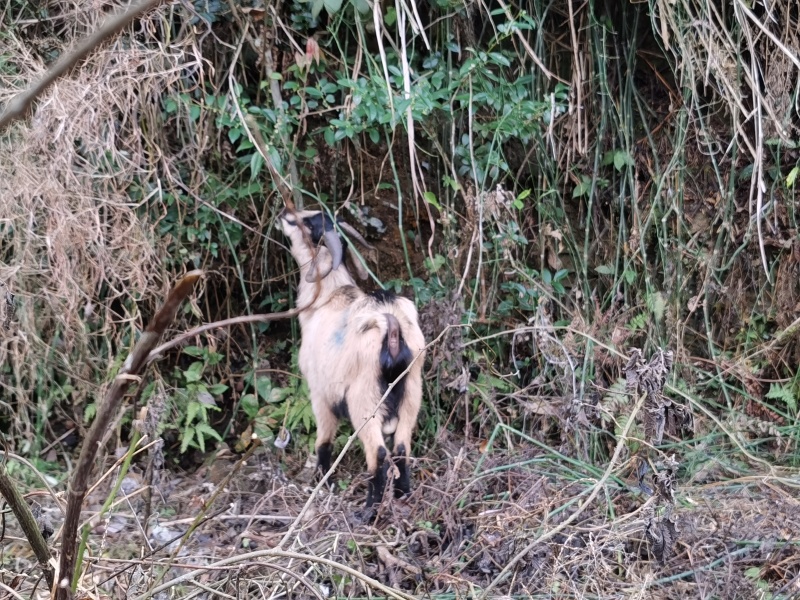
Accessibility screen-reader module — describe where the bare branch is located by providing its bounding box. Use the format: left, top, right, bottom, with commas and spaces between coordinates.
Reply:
55, 270, 203, 600
0, 452, 55, 590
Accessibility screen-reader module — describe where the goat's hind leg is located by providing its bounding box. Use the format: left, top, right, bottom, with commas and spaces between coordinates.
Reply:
391, 428, 412, 499
312, 397, 340, 483
391, 377, 422, 499
351, 413, 390, 509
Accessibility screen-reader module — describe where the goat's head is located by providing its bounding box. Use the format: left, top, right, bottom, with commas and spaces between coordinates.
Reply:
278, 208, 374, 283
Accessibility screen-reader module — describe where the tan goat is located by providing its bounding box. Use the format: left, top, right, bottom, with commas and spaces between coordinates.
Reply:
278, 208, 426, 509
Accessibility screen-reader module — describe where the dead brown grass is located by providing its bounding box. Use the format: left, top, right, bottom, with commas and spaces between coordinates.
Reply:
4, 439, 800, 599
0, 8, 206, 440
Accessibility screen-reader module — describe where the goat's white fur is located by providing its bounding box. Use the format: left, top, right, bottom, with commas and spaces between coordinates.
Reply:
279, 209, 426, 507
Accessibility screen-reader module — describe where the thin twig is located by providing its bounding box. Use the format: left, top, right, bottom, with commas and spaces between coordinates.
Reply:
131, 548, 416, 600
146, 308, 306, 363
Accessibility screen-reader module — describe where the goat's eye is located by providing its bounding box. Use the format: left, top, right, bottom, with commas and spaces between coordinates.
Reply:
284, 218, 297, 227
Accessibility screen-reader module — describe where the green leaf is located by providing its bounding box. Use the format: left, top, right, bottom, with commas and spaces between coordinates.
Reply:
207, 383, 229, 395
572, 176, 590, 198
196, 422, 223, 442
352, 0, 370, 13
323, 0, 342, 14
765, 383, 797, 413
627, 312, 648, 331
249, 152, 264, 178
488, 52, 511, 67
424, 254, 446, 274
186, 400, 201, 426
311, 0, 324, 18
189, 104, 201, 121
595, 264, 614, 275
180, 427, 195, 454
182, 346, 205, 357
613, 150, 633, 171
240, 393, 259, 419
623, 269, 636, 285
184, 361, 204, 383
423, 191, 441, 210
368, 128, 380, 144
269, 386, 292, 403
256, 377, 273, 401
512, 188, 531, 209
786, 166, 799, 187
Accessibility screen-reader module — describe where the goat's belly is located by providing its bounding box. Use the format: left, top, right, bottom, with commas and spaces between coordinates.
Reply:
382, 416, 399, 436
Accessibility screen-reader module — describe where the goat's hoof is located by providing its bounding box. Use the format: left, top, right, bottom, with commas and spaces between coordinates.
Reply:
353, 506, 376, 524
393, 488, 410, 500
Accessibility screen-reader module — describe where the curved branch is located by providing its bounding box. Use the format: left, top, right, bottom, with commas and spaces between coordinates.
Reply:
55, 270, 203, 600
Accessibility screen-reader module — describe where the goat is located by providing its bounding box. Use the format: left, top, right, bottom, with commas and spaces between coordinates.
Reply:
278, 207, 426, 509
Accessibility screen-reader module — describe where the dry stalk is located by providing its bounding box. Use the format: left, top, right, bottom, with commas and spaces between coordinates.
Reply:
55, 270, 203, 600
147, 309, 306, 363
0, 449, 55, 590
130, 548, 417, 600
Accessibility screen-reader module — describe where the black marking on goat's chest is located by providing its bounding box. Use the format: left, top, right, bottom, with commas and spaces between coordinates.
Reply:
379, 329, 413, 421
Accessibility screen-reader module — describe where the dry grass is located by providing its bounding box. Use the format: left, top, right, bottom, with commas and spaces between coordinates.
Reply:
0, 8, 206, 438
3, 440, 800, 598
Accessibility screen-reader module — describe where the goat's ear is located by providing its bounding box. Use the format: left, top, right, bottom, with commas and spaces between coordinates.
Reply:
339, 221, 374, 251
346, 245, 369, 280
305, 250, 334, 283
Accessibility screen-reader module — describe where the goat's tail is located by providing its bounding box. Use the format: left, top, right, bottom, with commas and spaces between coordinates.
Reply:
384, 313, 401, 360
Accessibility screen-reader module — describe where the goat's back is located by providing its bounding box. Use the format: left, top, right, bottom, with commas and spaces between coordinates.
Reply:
297, 288, 425, 405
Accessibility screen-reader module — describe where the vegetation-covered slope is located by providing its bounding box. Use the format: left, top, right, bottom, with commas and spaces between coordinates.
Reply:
0, 0, 798, 597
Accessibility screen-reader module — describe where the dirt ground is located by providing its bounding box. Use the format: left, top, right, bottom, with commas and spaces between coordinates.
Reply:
3, 428, 800, 599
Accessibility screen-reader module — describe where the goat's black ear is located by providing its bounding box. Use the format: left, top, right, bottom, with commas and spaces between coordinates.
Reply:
303, 213, 336, 245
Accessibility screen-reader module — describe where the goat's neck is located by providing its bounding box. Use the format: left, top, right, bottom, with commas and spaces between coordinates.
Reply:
297, 266, 356, 310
